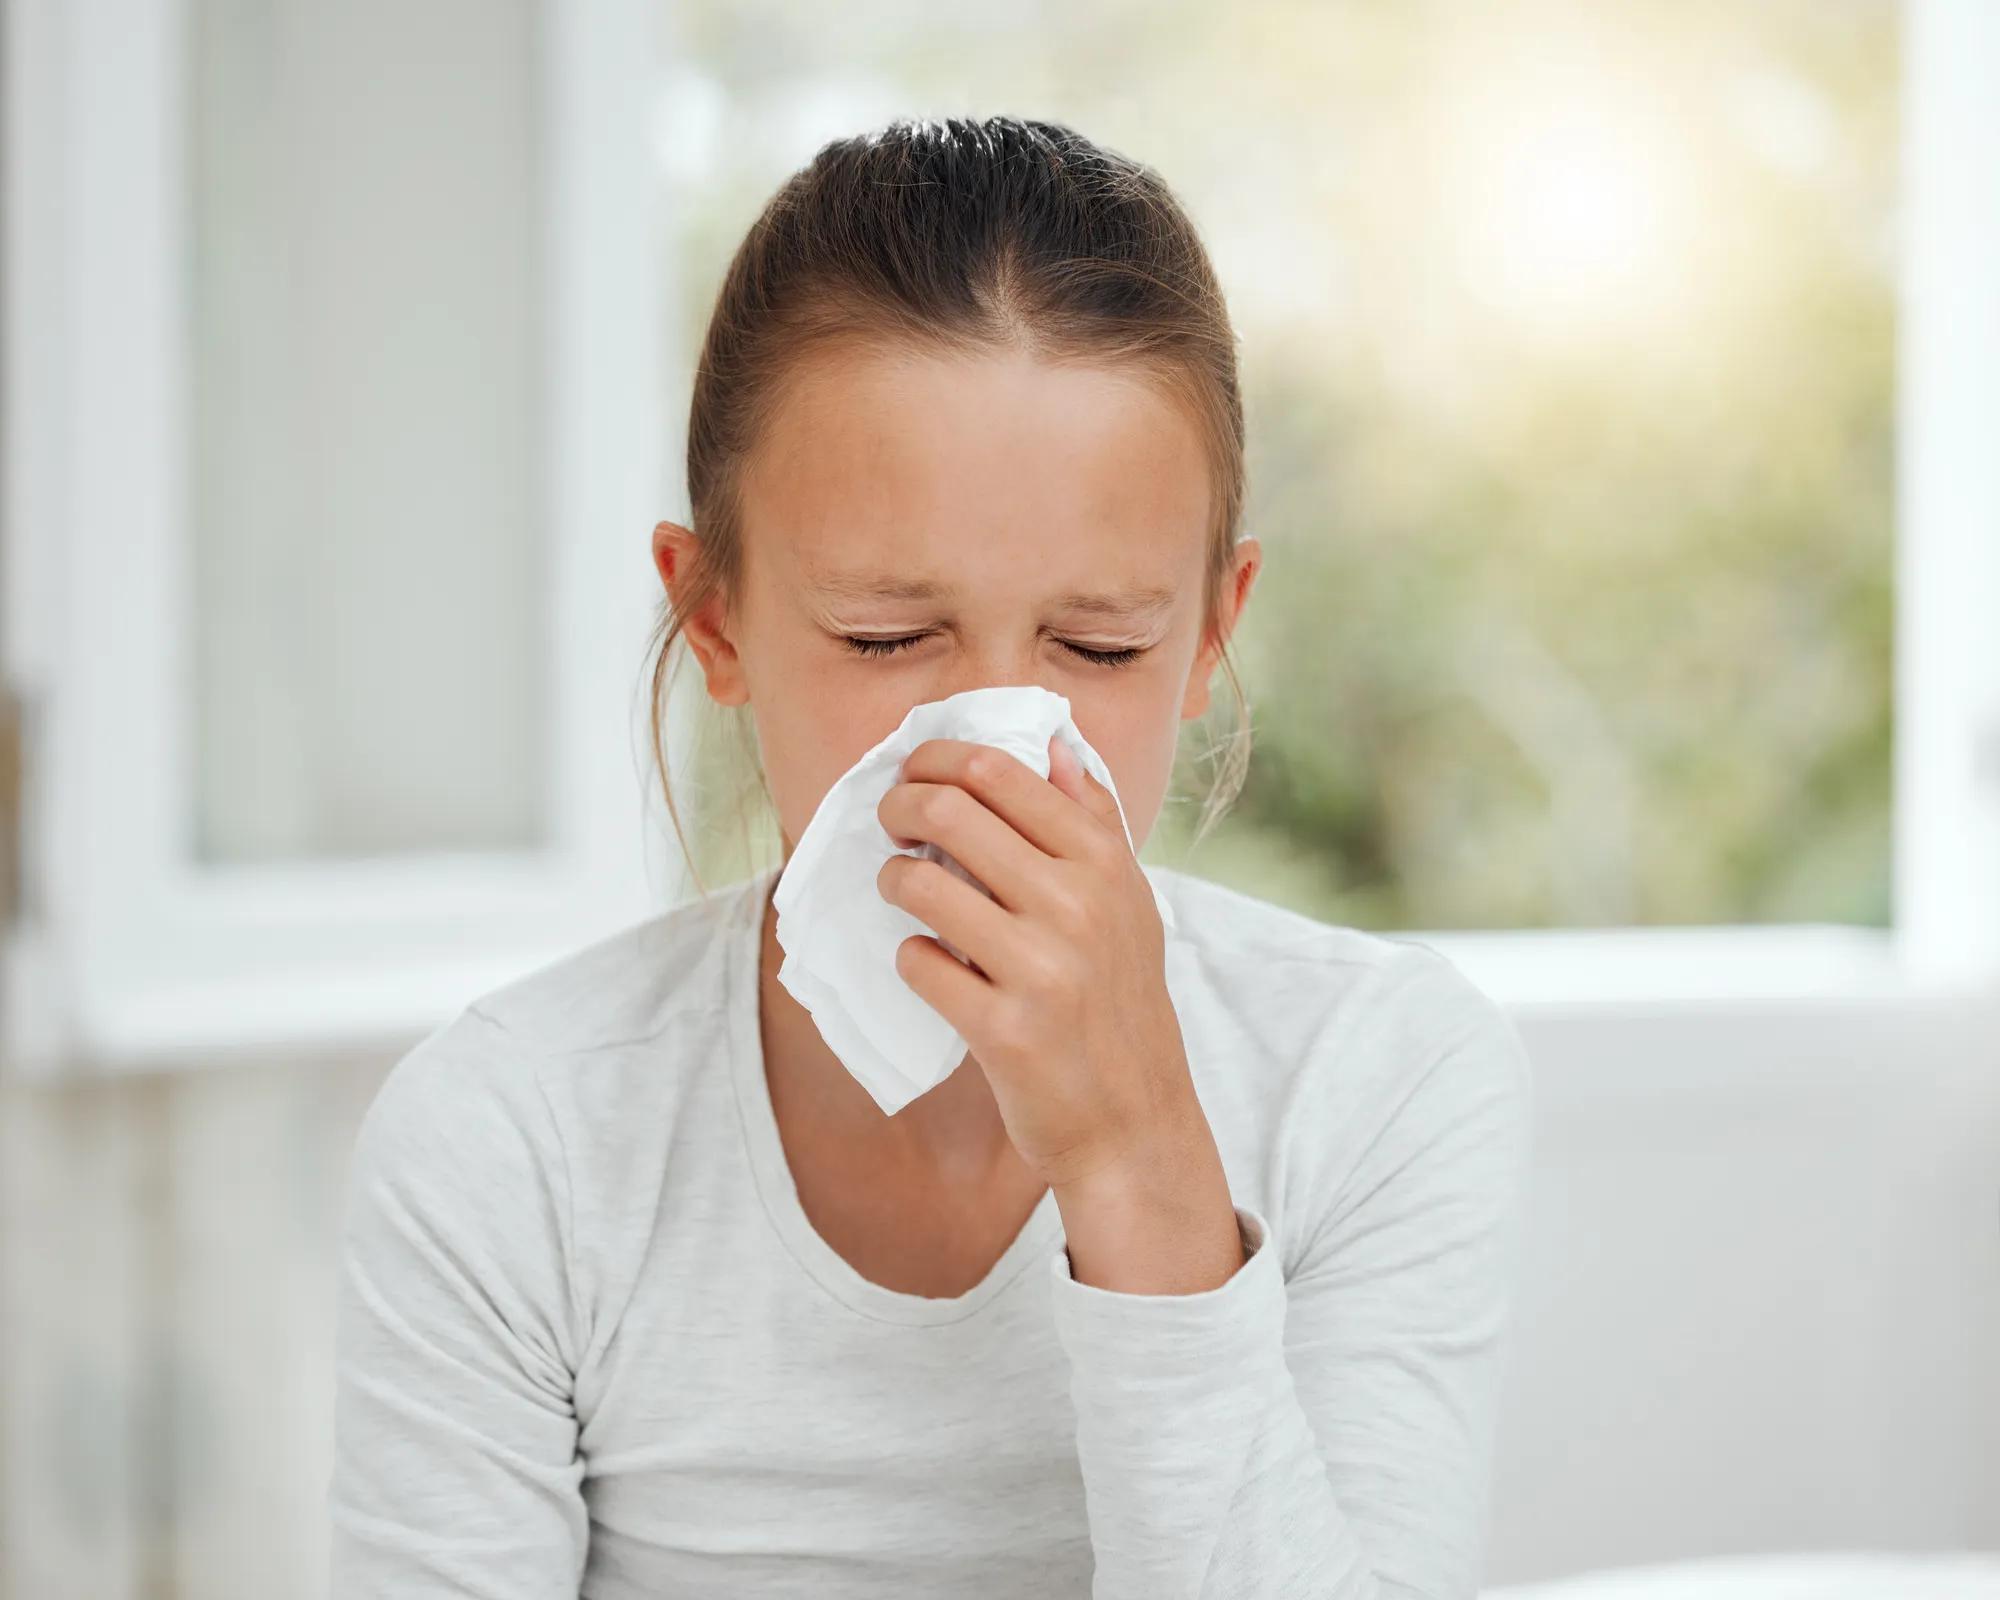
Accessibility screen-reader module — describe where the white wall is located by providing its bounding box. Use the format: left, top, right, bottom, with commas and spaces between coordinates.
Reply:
1489, 990, 2000, 1583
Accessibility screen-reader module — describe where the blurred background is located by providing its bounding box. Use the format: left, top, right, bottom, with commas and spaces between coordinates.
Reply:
3, 0, 1997, 1597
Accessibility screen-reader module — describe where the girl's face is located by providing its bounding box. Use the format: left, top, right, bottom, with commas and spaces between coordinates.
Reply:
656, 341, 1260, 859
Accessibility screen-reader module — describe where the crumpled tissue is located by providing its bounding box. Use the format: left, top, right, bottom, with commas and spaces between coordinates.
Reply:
771, 684, 1176, 1116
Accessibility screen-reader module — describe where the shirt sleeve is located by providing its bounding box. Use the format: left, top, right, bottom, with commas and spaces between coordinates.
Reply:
328, 1005, 590, 1598
1045, 944, 1534, 1600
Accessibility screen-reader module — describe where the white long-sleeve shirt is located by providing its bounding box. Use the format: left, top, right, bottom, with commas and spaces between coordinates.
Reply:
328, 859, 1533, 1599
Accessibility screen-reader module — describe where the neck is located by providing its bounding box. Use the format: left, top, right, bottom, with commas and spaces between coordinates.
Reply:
755, 864, 1016, 1181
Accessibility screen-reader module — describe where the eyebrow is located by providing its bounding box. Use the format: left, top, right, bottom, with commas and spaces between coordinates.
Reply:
806, 570, 1178, 621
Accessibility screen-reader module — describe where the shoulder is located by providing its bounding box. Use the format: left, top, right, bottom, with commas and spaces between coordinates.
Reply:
346, 1003, 565, 1233
347, 872, 763, 1218
459, 872, 758, 1055
1145, 862, 1532, 1172
1148, 860, 1520, 1056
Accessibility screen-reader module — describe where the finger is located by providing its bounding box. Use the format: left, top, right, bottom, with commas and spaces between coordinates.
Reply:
1046, 734, 1086, 802
1049, 735, 1125, 832
892, 931, 1002, 1044
878, 777, 1047, 914
897, 738, 1112, 864
877, 850, 1045, 988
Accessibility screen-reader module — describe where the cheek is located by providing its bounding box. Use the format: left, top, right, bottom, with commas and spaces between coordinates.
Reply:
1073, 693, 1182, 844
761, 690, 913, 850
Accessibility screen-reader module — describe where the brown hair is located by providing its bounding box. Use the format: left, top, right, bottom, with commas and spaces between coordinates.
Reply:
644, 115, 1253, 898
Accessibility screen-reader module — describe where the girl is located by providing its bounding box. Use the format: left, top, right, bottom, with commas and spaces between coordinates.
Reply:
329, 115, 1532, 1599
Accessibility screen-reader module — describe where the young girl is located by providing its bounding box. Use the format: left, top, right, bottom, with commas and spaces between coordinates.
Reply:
329, 115, 1531, 1599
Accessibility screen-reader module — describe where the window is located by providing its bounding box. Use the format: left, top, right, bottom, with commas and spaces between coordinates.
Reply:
2, 0, 671, 1067
4, 0, 1994, 1071
655, 0, 2000, 1001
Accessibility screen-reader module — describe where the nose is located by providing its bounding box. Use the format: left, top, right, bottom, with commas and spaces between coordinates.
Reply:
931, 657, 1053, 704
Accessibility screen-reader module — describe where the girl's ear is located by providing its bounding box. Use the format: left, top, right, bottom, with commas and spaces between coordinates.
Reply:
653, 520, 748, 707
1183, 535, 1261, 720
651, 519, 692, 594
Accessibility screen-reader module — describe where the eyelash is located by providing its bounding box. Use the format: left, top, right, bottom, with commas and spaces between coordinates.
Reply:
841, 634, 1145, 669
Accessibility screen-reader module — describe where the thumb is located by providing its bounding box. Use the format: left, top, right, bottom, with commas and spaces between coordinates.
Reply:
1047, 732, 1084, 799
1048, 734, 1121, 828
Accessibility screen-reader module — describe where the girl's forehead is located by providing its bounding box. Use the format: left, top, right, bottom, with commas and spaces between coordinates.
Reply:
786, 552, 1185, 625
744, 343, 1211, 556
755, 507, 1203, 620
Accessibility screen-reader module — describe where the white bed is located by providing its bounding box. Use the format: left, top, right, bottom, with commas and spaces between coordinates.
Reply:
1484, 1550, 2000, 1599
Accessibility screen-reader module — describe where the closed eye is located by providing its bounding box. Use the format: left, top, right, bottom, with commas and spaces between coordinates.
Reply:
840, 634, 1145, 668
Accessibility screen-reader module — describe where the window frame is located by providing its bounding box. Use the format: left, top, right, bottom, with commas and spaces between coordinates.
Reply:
1, 0, 679, 1073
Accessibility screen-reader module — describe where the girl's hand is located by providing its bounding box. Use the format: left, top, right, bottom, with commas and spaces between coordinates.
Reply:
877, 733, 1245, 1292
875, 734, 1186, 1183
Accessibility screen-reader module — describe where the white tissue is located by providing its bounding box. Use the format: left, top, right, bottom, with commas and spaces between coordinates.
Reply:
771, 684, 1176, 1117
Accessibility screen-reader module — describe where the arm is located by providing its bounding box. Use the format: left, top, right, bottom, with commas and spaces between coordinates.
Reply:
1045, 946, 1534, 1599
328, 1006, 590, 1598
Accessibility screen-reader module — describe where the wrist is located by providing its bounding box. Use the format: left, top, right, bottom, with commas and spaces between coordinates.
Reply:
1051, 1097, 1245, 1294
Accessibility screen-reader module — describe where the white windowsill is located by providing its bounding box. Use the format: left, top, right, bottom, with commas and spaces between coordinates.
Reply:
9, 914, 1989, 1082
1415, 922, 1993, 1016
3, 922, 652, 1076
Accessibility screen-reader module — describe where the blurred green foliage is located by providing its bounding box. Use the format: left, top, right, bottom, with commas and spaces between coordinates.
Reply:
665, 0, 1897, 931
